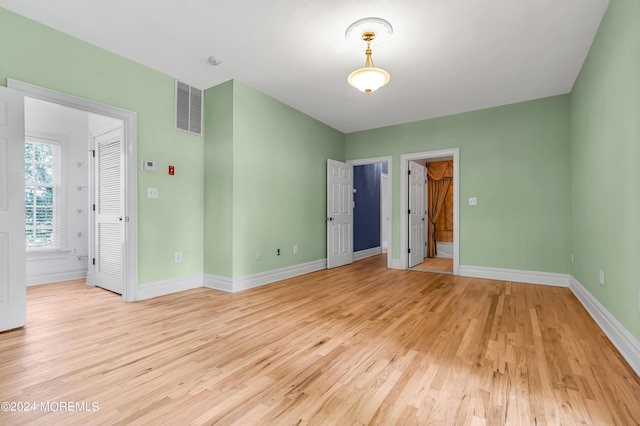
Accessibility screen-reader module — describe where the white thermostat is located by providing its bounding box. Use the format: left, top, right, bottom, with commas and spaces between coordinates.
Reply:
141, 160, 157, 172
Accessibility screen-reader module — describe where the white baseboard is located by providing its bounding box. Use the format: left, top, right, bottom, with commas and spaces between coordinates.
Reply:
436, 242, 453, 259
569, 277, 640, 377
205, 259, 327, 293
353, 247, 382, 261
232, 259, 326, 293
203, 274, 233, 292
137, 274, 203, 301
390, 259, 402, 270
459, 265, 571, 287
27, 269, 88, 286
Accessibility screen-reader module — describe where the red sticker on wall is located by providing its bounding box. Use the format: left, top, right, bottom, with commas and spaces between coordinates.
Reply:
168, 165, 175, 175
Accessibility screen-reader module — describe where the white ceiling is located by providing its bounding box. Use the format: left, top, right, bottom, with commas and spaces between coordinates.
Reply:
0, 0, 609, 133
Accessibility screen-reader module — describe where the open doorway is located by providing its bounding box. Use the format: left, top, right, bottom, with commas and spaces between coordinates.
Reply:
24, 97, 123, 295
348, 156, 392, 269
400, 149, 459, 274
9, 79, 138, 302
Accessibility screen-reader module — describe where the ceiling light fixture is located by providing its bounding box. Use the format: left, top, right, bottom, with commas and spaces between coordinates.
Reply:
345, 17, 392, 94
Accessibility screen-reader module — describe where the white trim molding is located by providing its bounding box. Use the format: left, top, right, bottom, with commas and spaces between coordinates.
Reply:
390, 259, 403, 270
459, 265, 571, 287
233, 259, 326, 293
205, 259, 327, 293
137, 274, 203, 301
353, 247, 382, 261
203, 274, 233, 293
27, 269, 88, 286
569, 277, 640, 377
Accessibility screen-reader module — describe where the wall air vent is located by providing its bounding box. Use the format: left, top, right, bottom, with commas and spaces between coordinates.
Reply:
175, 80, 203, 136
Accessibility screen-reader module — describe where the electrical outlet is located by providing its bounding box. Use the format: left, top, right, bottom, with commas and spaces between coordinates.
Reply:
598, 270, 605, 285
256, 250, 262, 260
147, 187, 159, 199
571, 253, 574, 263
175, 252, 182, 263
293, 244, 298, 254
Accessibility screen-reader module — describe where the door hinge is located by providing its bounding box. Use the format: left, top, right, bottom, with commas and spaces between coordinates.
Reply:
90, 149, 95, 158
92, 204, 95, 211
92, 258, 96, 265
408, 248, 411, 254
408, 209, 411, 214
408, 170, 411, 175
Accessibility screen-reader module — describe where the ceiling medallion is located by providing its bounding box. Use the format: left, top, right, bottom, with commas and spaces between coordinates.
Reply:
345, 17, 393, 94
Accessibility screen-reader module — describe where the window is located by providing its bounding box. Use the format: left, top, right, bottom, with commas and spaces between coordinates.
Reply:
25, 137, 61, 251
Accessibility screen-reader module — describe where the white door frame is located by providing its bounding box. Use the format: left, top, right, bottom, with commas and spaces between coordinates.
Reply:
8, 79, 138, 302
347, 156, 393, 269
400, 149, 459, 273
380, 172, 389, 251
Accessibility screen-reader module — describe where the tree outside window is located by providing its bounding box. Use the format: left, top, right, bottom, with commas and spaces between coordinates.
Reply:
25, 137, 61, 250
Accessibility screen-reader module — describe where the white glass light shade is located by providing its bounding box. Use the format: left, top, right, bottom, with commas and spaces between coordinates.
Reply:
347, 67, 390, 94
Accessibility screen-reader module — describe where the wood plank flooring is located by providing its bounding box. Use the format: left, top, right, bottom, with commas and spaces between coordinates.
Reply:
412, 257, 454, 273
1, 255, 639, 425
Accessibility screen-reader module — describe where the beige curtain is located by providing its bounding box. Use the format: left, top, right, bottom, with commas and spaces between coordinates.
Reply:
427, 161, 453, 257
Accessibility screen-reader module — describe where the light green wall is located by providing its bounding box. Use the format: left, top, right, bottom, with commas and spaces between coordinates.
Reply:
223, 81, 344, 277
570, 0, 640, 340
203, 81, 234, 277
4, 4, 638, 347
0, 8, 204, 284
345, 96, 572, 274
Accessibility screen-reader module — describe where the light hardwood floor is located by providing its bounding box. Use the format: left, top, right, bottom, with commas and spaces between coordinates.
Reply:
1, 255, 639, 425
412, 257, 454, 273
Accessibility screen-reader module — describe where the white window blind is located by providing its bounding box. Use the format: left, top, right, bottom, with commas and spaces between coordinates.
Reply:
25, 136, 61, 251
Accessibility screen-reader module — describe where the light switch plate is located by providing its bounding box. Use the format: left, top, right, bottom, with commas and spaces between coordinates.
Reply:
468, 197, 478, 206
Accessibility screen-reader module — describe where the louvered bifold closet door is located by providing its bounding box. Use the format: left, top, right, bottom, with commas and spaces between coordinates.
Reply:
94, 126, 124, 295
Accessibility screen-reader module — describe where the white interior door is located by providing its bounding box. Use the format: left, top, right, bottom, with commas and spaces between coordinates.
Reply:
327, 159, 353, 269
408, 161, 426, 267
93, 124, 124, 294
0, 87, 26, 332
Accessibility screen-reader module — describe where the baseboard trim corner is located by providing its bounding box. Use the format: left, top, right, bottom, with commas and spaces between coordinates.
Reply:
204, 274, 233, 293
137, 274, 203, 301
390, 259, 403, 270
